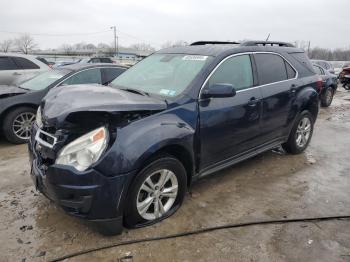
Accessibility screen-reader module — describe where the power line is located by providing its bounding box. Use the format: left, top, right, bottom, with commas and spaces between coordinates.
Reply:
0, 28, 161, 46
0, 29, 111, 37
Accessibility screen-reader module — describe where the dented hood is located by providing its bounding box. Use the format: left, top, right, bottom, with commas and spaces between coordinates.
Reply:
0, 85, 28, 98
41, 84, 167, 126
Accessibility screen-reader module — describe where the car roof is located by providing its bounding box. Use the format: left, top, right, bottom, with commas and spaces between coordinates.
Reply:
0, 52, 39, 59
157, 41, 303, 57
60, 63, 128, 71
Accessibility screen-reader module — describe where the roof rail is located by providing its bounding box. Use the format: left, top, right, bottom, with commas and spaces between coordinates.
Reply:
241, 41, 294, 47
190, 41, 240, 46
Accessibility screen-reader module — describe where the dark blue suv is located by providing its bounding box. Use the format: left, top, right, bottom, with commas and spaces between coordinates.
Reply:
28, 41, 320, 234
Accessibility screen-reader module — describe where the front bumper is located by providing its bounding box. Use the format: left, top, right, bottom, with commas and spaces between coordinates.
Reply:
28, 124, 133, 234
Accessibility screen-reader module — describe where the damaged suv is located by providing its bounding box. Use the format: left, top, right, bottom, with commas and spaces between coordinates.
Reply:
29, 41, 320, 234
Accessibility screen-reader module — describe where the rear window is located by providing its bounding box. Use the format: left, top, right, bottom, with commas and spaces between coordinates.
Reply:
0, 57, 19, 70
254, 53, 288, 85
13, 57, 40, 69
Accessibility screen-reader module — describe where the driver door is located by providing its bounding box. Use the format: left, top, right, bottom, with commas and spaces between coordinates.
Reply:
199, 54, 262, 171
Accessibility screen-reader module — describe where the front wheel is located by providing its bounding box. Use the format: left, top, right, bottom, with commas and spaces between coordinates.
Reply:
282, 111, 314, 154
124, 155, 187, 228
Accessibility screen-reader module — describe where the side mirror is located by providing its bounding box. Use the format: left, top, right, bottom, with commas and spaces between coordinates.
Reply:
202, 83, 236, 98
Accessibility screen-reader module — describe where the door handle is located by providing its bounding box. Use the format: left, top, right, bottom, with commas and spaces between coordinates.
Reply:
13, 72, 22, 75
290, 84, 297, 94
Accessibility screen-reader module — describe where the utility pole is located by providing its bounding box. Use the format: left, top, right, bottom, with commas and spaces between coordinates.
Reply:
110, 26, 118, 57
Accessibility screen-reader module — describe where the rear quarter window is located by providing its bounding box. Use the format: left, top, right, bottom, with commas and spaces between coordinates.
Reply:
285, 61, 296, 79
13, 57, 40, 69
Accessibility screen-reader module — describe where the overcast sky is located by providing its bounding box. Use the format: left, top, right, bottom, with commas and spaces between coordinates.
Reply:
0, 0, 349, 50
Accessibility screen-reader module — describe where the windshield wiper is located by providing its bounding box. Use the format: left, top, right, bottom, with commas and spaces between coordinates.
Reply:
120, 88, 149, 96
18, 85, 30, 90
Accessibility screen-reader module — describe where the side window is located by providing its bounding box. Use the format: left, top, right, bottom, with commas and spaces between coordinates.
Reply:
0, 57, 19, 70
208, 55, 253, 91
101, 58, 112, 63
255, 54, 288, 85
62, 68, 102, 85
101, 67, 125, 85
285, 61, 296, 79
12, 57, 40, 69
90, 58, 100, 63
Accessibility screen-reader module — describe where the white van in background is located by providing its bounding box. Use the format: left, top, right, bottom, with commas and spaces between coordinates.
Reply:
0, 53, 49, 85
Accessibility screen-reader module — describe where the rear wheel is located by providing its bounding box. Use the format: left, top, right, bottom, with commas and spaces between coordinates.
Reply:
2, 107, 36, 144
124, 155, 187, 228
321, 87, 334, 107
282, 111, 314, 154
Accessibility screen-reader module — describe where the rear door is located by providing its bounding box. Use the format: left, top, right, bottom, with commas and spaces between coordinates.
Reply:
254, 53, 298, 142
199, 54, 262, 171
0, 56, 23, 85
12, 57, 43, 84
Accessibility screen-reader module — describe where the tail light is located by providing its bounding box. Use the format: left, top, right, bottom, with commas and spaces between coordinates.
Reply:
316, 77, 323, 93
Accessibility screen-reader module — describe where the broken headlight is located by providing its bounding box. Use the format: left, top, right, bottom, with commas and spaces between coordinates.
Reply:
35, 106, 43, 128
56, 127, 108, 171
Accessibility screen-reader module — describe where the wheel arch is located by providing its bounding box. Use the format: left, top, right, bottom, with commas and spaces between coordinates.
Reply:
135, 144, 195, 188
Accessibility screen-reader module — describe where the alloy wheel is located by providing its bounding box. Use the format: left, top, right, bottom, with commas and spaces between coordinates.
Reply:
136, 169, 178, 220
295, 117, 311, 148
12, 112, 35, 140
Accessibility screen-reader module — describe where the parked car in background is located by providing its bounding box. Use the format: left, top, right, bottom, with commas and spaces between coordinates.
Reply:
311, 59, 335, 74
330, 61, 347, 75
312, 64, 337, 107
53, 61, 79, 68
0, 63, 126, 143
36, 57, 55, 68
29, 41, 320, 235
78, 57, 114, 64
0, 53, 50, 85
339, 65, 350, 90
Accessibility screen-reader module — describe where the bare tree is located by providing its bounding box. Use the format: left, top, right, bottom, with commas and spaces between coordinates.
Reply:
97, 43, 110, 50
15, 34, 37, 54
129, 43, 155, 52
0, 39, 13, 52
161, 41, 173, 49
161, 40, 188, 49
61, 44, 73, 55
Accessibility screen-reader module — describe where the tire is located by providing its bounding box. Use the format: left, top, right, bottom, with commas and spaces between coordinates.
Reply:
320, 87, 334, 107
282, 111, 314, 154
2, 107, 36, 144
124, 154, 187, 228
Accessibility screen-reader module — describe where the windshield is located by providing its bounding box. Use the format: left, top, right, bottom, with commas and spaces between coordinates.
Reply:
20, 69, 70, 90
111, 53, 211, 97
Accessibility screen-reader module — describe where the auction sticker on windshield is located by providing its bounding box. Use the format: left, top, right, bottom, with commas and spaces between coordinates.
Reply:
182, 55, 208, 61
